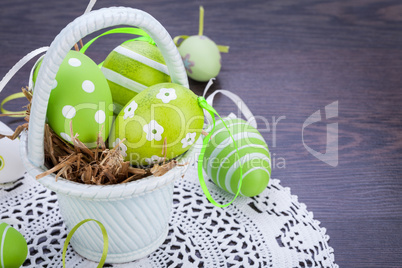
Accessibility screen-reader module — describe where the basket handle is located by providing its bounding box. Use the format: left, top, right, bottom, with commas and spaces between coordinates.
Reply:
28, 7, 188, 168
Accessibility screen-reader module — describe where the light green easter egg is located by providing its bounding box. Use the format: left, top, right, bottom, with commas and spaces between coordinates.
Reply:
109, 83, 204, 166
0, 222, 28, 268
203, 118, 271, 197
102, 40, 171, 113
178, 35, 221, 82
34, 50, 113, 148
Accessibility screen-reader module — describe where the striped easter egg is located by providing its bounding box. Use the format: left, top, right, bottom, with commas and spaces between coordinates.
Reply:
102, 40, 171, 113
203, 118, 271, 197
0, 222, 28, 268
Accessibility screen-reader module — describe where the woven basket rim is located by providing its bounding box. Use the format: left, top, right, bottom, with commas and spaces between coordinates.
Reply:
20, 131, 200, 200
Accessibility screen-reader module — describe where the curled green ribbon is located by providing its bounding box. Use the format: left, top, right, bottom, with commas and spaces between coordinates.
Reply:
198, 97, 243, 207
0, 92, 27, 117
62, 219, 109, 268
80, 27, 155, 54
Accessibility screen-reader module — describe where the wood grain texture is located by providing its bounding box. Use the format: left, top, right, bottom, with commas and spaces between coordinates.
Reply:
1, 0, 402, 267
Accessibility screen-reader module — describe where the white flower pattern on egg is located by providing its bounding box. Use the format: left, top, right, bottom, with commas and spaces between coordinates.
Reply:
143, 120, 164, 141
124, 100, 138, 120
112, 138, 127, 157
181, 132, 196, 148
145, 155, 164, 165
156, 88, 177, 103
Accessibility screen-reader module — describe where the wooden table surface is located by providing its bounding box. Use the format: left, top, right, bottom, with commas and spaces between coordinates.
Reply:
1, 0, 401, 267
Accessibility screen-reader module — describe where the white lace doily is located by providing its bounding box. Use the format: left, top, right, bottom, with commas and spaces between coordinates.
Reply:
0, 163, 337, 268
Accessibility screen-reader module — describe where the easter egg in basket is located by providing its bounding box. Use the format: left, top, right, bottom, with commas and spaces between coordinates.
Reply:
0, 222, 28, 268
178, 35, 221, 82
203, 118, 271, 197
101, 40, 171, 113
109, 83, 204, 166
33, 50, 113, 148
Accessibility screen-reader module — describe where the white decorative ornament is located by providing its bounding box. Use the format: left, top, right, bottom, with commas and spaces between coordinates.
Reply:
145, 155, 164, 165
143, 120, 164, 141
156, 88, 177, 103
112, 138, 127, 157
181, 132, 196, 148
124, 100, 138, 120
0, 121, 26, 183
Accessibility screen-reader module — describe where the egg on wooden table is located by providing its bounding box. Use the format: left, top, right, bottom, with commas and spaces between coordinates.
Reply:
0, 222, 28, 268
109, 83, 204, 166
0, 121, 26, 184
179, 35, 221, 82
33, 50, 113, 148
101, 40, 171, 113
203, 118, 271, 197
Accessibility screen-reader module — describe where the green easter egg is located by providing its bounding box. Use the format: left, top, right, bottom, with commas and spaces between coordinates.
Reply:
0, 222, 28, 268
109, 83, 204, 166
102, 40, 171, 113
203, 118, 271, 197
178, 35, 221, 82
34, 51, 113, 148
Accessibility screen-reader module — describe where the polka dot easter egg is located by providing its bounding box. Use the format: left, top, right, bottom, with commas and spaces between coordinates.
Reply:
179, 35, 221, 82
102, 40, 171, 113
0, 222, 28, 268
203, 118, 271, 197
109, 83, 204, 166
33, 51, 113, 148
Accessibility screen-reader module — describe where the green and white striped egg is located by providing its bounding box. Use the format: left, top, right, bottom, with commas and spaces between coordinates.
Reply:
0, 222, 28, 268
203, 118, 271, 197
102, 40, 171, 113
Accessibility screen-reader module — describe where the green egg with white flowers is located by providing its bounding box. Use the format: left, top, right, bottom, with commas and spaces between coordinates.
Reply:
109, 83, 204, 166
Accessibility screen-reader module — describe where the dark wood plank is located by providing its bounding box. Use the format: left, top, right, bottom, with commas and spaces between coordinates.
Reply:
1, 0, 402, 267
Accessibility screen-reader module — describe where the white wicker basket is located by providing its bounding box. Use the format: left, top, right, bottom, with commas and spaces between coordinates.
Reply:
20, 7, 195, 263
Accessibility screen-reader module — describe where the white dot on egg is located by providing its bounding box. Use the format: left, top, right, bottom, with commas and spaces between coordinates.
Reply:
68, 58, 81, 67
62, 105, 76, 119
95, 110, 106, 124
82, 80, 95, 93
60, 132, 72, 142
52, 80, 58, 89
